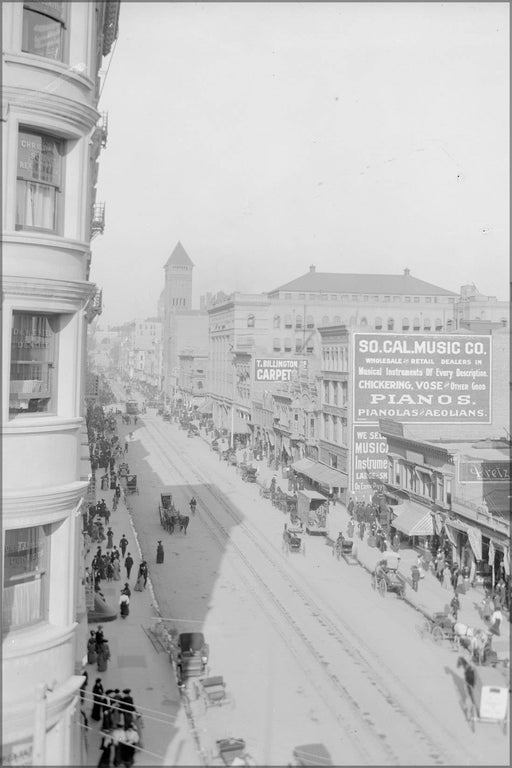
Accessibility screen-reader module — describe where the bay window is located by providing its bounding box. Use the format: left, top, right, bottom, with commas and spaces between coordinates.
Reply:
22, 2, 66, 61
3, 526, 50, 633
9, 311, 59, 417
16, 129, 64, 232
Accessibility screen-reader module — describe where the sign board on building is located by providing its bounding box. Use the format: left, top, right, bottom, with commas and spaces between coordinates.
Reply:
458, 459, 511, 483
351, 425, 389, 493
351, 333, 492, 496
254, 358, 308, 383
353, 333, 491, 423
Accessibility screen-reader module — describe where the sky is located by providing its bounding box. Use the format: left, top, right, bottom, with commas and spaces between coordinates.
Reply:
90, 2, 510, 326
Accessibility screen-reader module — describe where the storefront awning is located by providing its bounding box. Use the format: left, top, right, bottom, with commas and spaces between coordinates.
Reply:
467, 524, 482, 561
291, 459, 348, 489
232, 415, 251, 434
392, 502, 433, 536
266, 431, 275, 446
445, 518, 469, 534
281, 436, 291, 453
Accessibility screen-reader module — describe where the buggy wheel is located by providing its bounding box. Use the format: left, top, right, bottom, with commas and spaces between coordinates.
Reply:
432, 626, 444, 644
378, 578, 387, 597
420, 620, 431, 638
371, 575, 377, 591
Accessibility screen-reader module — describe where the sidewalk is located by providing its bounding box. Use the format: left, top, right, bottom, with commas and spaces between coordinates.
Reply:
83, 458, 201, 765
201, 435, 509, 664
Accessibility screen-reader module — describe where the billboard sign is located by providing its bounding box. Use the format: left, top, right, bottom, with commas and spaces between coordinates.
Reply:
254, 358, 308, 383
352, 425, 389, 493
458, 459, 511, 483
353, 333, 491, 423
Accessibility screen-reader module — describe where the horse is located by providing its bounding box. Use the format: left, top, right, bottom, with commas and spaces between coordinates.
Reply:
176, 514, 189, 535
453, 623, 492, 663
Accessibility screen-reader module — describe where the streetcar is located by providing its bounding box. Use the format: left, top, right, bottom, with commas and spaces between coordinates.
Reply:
125, 399, 138, 415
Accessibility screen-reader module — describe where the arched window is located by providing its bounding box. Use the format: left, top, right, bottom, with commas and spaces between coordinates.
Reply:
387, 317, 394, 330
402, 317, 410, 330
321, 316, 329, 325
360, 317, 368, 326
435, 318, 443, 331
295, 339, 302, 353
295, 314, 302, 329
273, 315, 280, 329
284, 337, 292, 352
273, 338, 281, 351
423, 317, 431, 331
446, 319, 454, 330
374, 316, 383, 330
197, 381, 203, 389
284, 315, 292, 329
413, 316, 420, 331
333, 315, 341, 324
247, 314, 255, 328
306, 315, 314, 328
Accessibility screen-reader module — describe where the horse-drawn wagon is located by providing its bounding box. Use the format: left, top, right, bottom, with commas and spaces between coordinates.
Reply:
212, 738, 256, 766
282, 524, 306, 556
460, 661, 508, 734
172, 632, 209, 687
371, 553, 406, 598
419, 612, 459, 648
126, 473, 139, 495
193, 675, 233, 711
158, 491, 190, 534
296, 490, 329, 535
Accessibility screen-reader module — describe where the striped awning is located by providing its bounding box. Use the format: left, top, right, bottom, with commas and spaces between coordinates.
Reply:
291, 459, 348, 489
392, 502, 433, 536
292, 458, 317, 474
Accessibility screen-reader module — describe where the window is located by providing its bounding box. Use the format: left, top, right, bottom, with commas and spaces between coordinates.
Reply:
284, 315, 292, 329
331, 295, 338, 301
435, 318, 443, 331
284, 337, 292, 352
197, 381, 203, 389
309, 294, 316, 300
446, 319, 454, 330
425, 297, 432, 303
330, 453, 338, 468
333, 316, 341, 324
323, 381, 329, 404
10, 312, 59, 417
321, 315, 329, 325
17, 130, 63, 232
374, 316, 383, 330
413, 316, 420, 331
387, 317, 394, 330
423, 317, 431, 331
413, 297, 420, 303
360, 317, 368, 326
3, 526, 50, 633
384, 296, 390, 302
404, 296, 411, 303
295, 314, 302, 329
306, 315, 314, 329
273, 315, 281, 329
351, 295, 358, 301
401, 317, 410, 331
22, 2, 65, 60
295, 339, 302, 354
305, 345, 314, 354
273, 338, 281, 352
393, 296, 401, 302
247, 314, 255, 328
363, 295, 369, 301
285, 293, 292, 300
373, 296, 379, 301
298, 293, 305, 300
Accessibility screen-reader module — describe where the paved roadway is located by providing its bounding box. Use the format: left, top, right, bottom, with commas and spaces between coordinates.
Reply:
117, 404, 509, 767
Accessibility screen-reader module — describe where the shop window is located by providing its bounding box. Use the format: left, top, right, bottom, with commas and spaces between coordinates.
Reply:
10, 311, 60, 417
374, 316, 383, 330
273, 315, 281, 329
3, 525, 50, 633
22, 2, 66, 61
17, 129, 64, 232
402, 317, 410, 331
247, 314, 255, 328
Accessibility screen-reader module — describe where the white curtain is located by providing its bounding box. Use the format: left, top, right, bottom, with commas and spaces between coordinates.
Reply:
3, 577, 43, 629
16, 180, 55, 229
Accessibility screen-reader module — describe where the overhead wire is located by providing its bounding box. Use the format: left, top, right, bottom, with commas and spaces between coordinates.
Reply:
75, 717, 167, 762
79, 691, 180, 725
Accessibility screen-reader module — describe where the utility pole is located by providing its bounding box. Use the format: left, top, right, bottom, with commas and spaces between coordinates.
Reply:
229, 344, 236, 450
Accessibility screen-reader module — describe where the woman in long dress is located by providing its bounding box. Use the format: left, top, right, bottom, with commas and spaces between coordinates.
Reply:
91, 678, 104, 721
106, 528, 114, 550
97, 731, 113, 767
97, 640, 111, 673
87, 631, 98, 664
112, 558, 121, 581
156, 541, 164, 564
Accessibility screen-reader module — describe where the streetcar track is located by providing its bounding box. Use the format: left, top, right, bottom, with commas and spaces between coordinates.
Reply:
138, 418, 472, 765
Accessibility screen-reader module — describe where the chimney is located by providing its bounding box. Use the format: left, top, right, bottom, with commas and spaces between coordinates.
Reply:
403, 268, 410, 277
309, 265, 316, 273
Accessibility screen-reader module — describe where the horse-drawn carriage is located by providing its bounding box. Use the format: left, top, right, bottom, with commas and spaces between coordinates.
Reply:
460, 661, 508, 734
240, 464, 257, 483
126, 473, 139, 494
158, 492, 190, 534
193, 675, 233, 711
419, 612, 460, 648
212, 738, 256, 766
172, 632, 209, 687
118, 462, 129, 478
333, 534, 357, 565
371, 553, 406, 598
282, 524, 306, 556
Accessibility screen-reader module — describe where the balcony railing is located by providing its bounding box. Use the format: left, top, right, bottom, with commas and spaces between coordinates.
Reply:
91, 203, 105, 238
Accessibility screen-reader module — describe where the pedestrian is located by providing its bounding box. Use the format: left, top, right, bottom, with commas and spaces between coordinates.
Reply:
481, 592, 494, 622
450, 592, 460, 621
91, 678, 104, 721
97, 730, 114, 767
122, 582, 131, 598
106, 527, 114, 550
442, 564, 451, 589
411, 564, 420, 592
134, 569, 145, 592
119, 535, 128, 559
97, 638, 111, 672
105, 560, 114, 582
156, 540, 164, 564
110, 689, 123, 728
121, 689, 136, 728
138, 560, 148, 587
80, 668, 88, 703
118, 725, 139, 767
451, 564, 459, 591
95, 625, 105, 651
490, 607, 503, 636
87, 631, 98, 664
124, 553, 134, 579
119, 590, 130, 618
102, 689, 114, 730
112, 558, 121, 581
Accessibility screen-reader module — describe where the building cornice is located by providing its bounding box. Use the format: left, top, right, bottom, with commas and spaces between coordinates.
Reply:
3, 275, 96, 306
3, 231, 92, 255
3, 83, 99, 133
3, 481, 88, 525
4, 52, 95, 90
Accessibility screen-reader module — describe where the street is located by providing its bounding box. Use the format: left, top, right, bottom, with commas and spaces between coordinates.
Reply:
118, 406, 508, 766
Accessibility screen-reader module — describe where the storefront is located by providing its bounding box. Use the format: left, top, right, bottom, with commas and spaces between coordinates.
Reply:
390, 501, 434, 551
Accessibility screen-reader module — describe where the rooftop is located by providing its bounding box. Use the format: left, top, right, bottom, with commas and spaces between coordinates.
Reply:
165, 241, 194, 268
269, 267, 457, 297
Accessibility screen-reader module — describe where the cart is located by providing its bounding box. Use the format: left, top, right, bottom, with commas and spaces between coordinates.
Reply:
371, 553, 406, 598
194, 675, 233, 711
118, 462, 129, 478
465, 665, 508, 734
283, 526, 306, 556
214, 738, 256, 766
333, 535, 358, 565
126, 474, 139, 494
242, 466, 257, 483
419, 612, 459, 648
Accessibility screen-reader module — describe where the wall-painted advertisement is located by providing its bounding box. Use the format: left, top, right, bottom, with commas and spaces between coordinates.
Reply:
458, 458, 510, 483
353, 333, 491, 423
254, 358, 308, 383
350, 333, 492, 496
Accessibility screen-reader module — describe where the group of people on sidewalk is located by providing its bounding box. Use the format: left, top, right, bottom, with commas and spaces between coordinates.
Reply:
91, 677, 141, 768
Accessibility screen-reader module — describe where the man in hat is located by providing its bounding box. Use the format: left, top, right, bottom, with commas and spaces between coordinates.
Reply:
124, 553, 134, 579
121, 689, 135, 728
156, 541, 164, 564
119, 535, 129, 559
